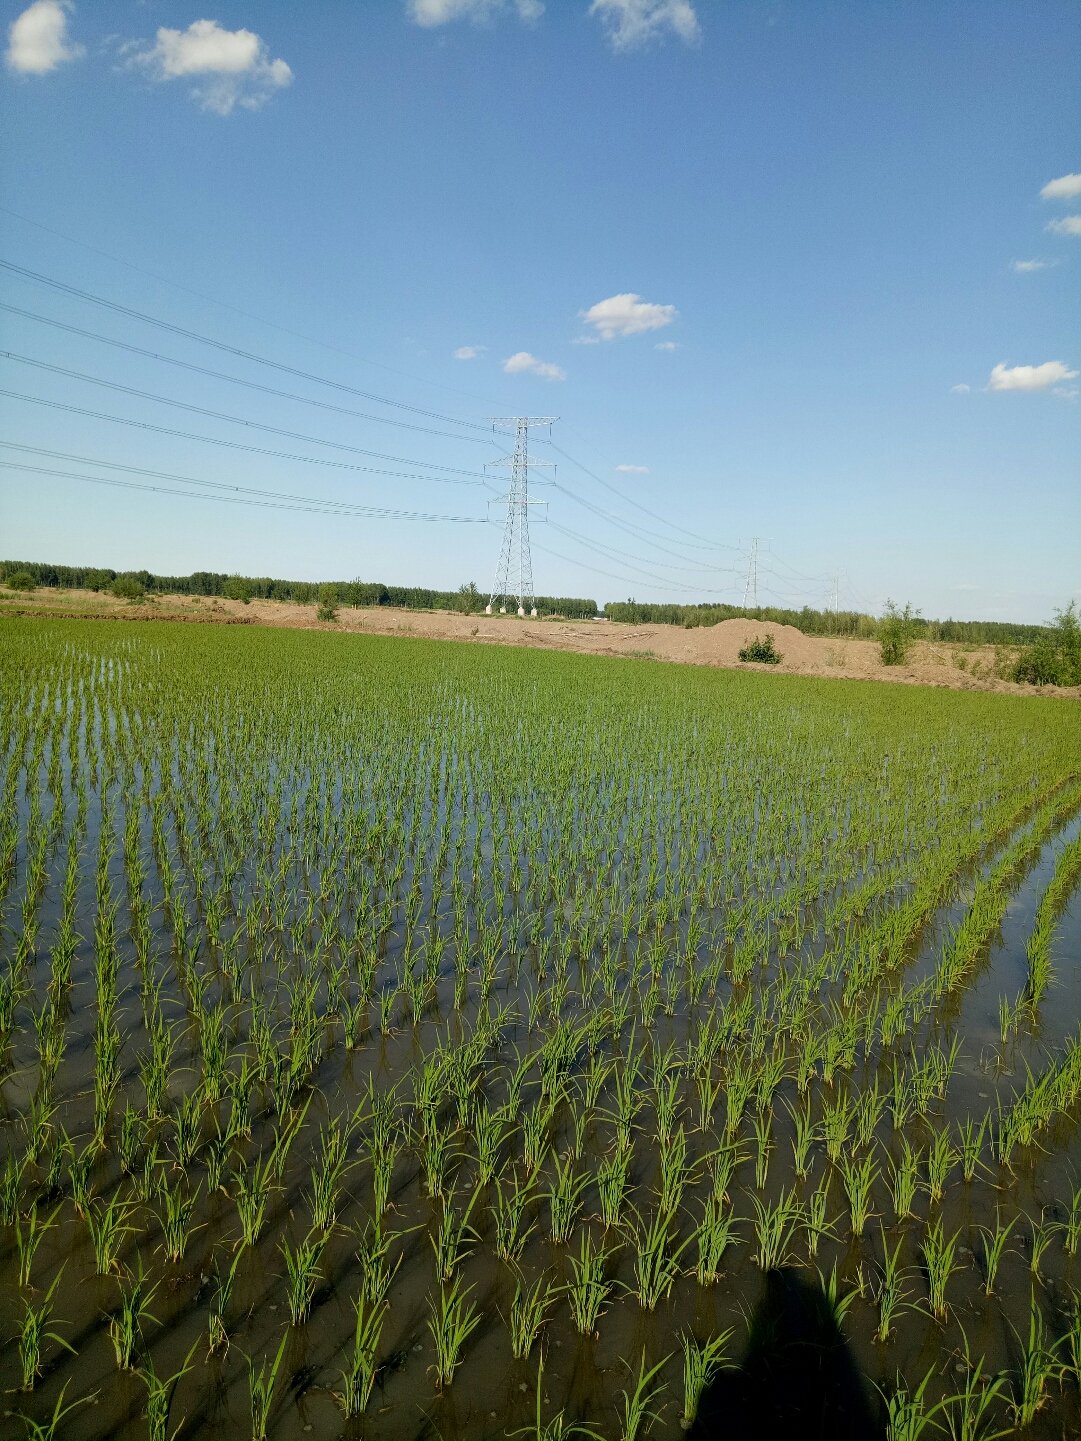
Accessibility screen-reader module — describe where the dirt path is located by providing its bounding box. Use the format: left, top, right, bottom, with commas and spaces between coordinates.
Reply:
5, 588, 1077, 698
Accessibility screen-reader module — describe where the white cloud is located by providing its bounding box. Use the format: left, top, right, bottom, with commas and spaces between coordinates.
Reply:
1041, 173, 1081, 201
1012, 259, 1053, 273
655, 340, 679, 352
128, 19, 292, 115
590, 0, 700, 51
579, 292, 678, 340
949, 384, 971, 395
615, 463, 649, 473
408, 0, 543, 27
987, 360, 1078, 392
1047, 216, 1081, 237
453, 345, 485, 360
6, 0, 83, 75
503, 351, 565, 381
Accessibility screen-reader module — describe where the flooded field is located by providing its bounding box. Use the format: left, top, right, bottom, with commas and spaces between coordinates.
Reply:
2, 616, 1080, 1440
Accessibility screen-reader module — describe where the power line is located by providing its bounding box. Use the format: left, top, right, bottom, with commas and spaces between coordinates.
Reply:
0, 353, 490, 481
548, 521, 740, 586
0, 459, 487, 525
0, 302, 492, 447
0, 257, 491, 430
0, 390, 497, 488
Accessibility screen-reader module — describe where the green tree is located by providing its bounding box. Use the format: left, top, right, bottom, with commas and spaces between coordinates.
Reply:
112, 575, 145, 601
5, 570, 35, 592
1014, 602, 1081, 687
223, 575, 252, 604
457, 581, 482, 614
879, 600, 920, 666
317, 584, 339, 622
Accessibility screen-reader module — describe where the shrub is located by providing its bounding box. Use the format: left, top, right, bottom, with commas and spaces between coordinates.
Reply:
1014, 603, 1081, 687
317, 584, 339, 623
112, 575, 145, 601
223, 575, 252, 604
738, 633, 782, 665
5, 570, 35, 592
879, 600, 920, 666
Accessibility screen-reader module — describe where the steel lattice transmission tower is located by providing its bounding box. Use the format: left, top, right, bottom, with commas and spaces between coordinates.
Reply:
484, 416, 555, 617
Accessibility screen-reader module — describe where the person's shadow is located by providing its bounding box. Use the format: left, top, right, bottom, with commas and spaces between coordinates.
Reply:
688, 1267, 885, 1441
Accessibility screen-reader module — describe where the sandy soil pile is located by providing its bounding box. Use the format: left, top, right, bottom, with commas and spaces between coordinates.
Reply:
6, 588, 1078, 699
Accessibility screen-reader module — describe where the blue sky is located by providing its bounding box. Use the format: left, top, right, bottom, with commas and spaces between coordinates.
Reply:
1, 0, 1078, 622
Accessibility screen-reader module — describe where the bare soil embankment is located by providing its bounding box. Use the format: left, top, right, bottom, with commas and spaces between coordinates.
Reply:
4, 588, 1077, 698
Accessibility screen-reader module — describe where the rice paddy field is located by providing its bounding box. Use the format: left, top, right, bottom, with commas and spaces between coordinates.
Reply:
3, 615, 1081, 1441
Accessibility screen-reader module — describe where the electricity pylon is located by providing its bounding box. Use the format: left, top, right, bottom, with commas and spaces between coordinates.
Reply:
742, 537, 760, 609
485, 416, 555, 617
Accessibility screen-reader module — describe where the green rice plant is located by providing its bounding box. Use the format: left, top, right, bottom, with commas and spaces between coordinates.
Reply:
940, 1343, 1010, 1441
803, 1172, 833, 1260
786, 1097, 817, 1180
428, 1275, 481, 1389
1062, 1289, 1081, 1387
626, 1205, 693, 1310
839, 1150, 879, 1237
680, 1330, 733, 1427
617, 1350, 671, 1441
110, 1264, 159, 1370
510, 1353, 603, 1441
493, 1174, 538, 1263
1065, 1184, 1081, 1256
565, 1228, 613, 1335
818, 1260, 859, 1330
87, 1193, 134, 1276
1010, 1294, 1058, 1426
822, 1092, 855, 1163
335, 1294, 385, 1418
958, 1114, 988, 1184
921, 1217, 961, 1322
878, 1367, 945, 1441
355, 1215, 404, 1307
978, 1211, 1017, 1297
890, 1136, 921, 1220
207, 1249, 241, 1356
874, 1230, 911, 1343
1, 1149, 26, 1224
281, 1228, 327, 1325
141, 1343, 196, 1441
18, 1273, 74, 1391
752, 1188, 803, 1271
158, 1176, 201, 1264
13, 1379, 92, 1440
1028, 1213, 1060, 1283
547, 1151, 589, 1244
924, 1126, 959, 1205
751, 1110, 773, 1193
14, 1203, 58, 1288
509, 1271, 555, 1356
248, 1330, 290, 1441
432, 1185, 481, 1281
695, 1192, 739, 1285
598, 1149, 632, 1230
233, 1151, 278, 1249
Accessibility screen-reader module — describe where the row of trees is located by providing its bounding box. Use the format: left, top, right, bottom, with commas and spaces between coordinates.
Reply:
0, 562, 599, 620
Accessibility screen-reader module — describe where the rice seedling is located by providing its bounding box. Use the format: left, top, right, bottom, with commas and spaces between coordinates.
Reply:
511, 1353, 603, 1441
547, 1151, 589, 1244
110, 1264, 160, 1370
141, 1344, 196, 1441
921, 1217, 962, 1323
753, 1189, 803, 1271
695, 1193, 739, 1285
335, 1294, 385, 1418
977, 1211, 1017, 1297
428, 1275, 482, 1389
248, 1331, 290, 1441
1009, 1294, 1058, 1426
1028, 1212, 1060, 1284
281, 1229, 328, 1325
87, 1193, 134, 1277
617, 1350, 671, 1441
17, 1274, 74, 1391
878, 1367, 944, 1441
940, 1343, 1011, 1441
494, 1174, 538, 1263
680, 1330, 733, 1427
875, 1230, 912, 1343
839, 1150, 879, 1237
565, 1229, 613, 1335
14, 1203, 58, 1289
626, 1205, 694, 1310
432, 1184, 482, 1281
509, 1272, 555, 1356
12, 1380, 92, 1441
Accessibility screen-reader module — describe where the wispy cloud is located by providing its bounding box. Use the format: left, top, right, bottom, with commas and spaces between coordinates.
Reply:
125, 19, 292, 115
615, 463, 649, 473
654, 340, 679, 352
987, 360, 1078, 392
1047, 216, 1081, 238
1012, 259, 1054, 273
579, 292, 678, 340
408, 0, 543, 27
453, 345, 485, 360
1040, 172, 1081, 201
590, 0, 699, 51
949, 383, 971, 395
503, 351, 565, 381
6, 0, 83, 75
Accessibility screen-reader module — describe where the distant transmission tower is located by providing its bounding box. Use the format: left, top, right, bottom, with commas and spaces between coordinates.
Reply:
484, 416, 555, 617
742, 537, 760, 609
